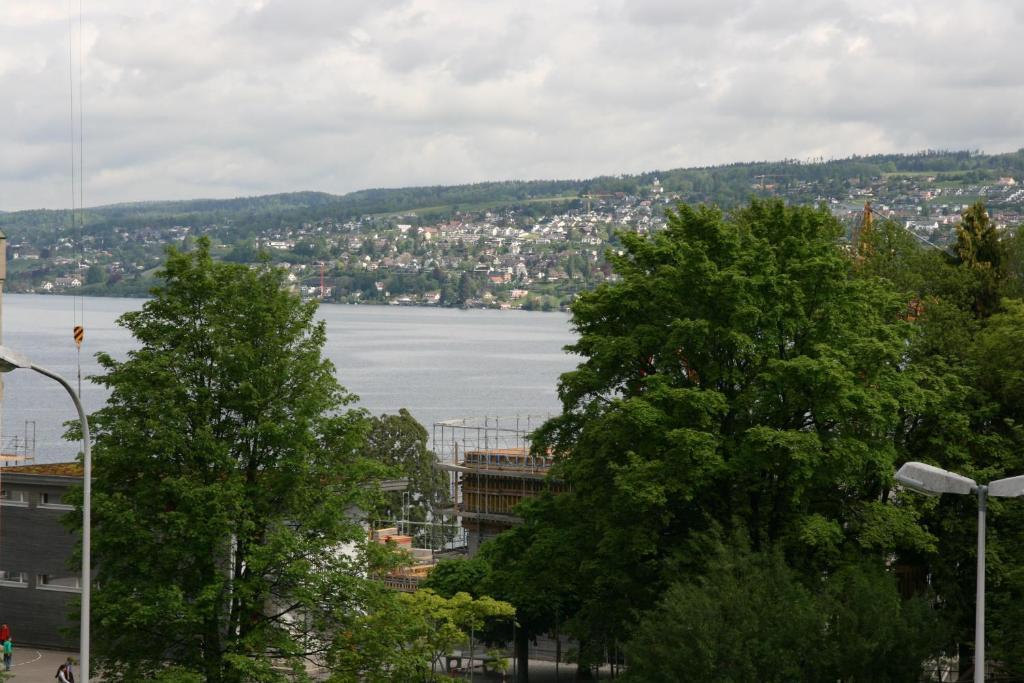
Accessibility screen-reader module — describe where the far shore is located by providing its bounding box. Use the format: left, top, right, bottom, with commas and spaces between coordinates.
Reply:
14, 290, 572, 312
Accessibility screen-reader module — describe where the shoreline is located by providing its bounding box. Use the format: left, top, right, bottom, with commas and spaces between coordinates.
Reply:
10, 290, 572, 313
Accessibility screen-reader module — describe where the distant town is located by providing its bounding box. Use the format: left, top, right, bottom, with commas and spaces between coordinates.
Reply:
2, 149, 1023, 310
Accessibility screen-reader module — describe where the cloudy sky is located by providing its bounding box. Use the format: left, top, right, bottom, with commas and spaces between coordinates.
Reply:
1, 0, 1022, 211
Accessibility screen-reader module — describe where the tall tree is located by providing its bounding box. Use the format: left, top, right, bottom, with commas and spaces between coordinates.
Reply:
79, 239, 383, 682
457, 271, 476, 305
490, 200, 940, 673
858, 206, 1024, 675
954, 201, 1005, 316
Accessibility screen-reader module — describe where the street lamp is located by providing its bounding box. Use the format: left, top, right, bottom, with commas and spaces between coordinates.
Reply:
0, 345, 91, 682
895, 462, 1024, 683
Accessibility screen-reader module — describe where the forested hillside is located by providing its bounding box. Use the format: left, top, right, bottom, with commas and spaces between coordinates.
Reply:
4, 149, 1024, 239
3, 148, 1024, 309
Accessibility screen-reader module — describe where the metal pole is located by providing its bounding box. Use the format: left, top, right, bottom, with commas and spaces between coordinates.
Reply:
512, 620, 517, 681
32, 364, 90, 682
0, 232, 5, 550
976, 485, 987, 683
555, 605, 560, 682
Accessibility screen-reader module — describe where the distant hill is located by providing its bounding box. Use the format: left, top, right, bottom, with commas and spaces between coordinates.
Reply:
2, 148, 1023, 238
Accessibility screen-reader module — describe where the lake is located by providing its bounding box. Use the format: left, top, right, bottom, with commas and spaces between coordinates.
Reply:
0, 295, 578, 463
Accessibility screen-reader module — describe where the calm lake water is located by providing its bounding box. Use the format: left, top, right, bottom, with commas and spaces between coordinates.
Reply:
0, 295, 578, 463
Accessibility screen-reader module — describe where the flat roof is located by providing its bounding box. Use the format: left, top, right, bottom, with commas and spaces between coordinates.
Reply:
0, 462, 83, 477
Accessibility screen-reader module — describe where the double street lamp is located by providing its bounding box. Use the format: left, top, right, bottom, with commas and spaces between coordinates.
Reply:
0, 346, 91, 682
895, 462, 1024, 683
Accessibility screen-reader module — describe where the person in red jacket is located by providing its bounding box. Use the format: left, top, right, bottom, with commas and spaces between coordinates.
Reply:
0, 625, 8, 644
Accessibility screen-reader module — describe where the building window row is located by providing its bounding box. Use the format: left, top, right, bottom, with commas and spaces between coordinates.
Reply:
0, 488, 73, 509
0, 489, 28, 506
37, 574, 82, 592
0, 570, 28, 586
0, 571, 80, 592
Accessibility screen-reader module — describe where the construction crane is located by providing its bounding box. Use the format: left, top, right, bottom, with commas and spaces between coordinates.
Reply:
859, 201, 952, 255
855, 201, 939, 322
316, 261, 327, 299
857, 201, 875, 259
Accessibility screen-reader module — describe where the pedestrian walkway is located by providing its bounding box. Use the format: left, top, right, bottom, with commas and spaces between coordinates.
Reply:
5, 648, 76, 683
3, 652, 614, 681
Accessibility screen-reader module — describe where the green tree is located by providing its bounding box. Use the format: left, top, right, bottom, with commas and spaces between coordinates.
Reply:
860, 216, 1024, 675
934, 300, 1024, 675
422, 556, 491, 599
78, 239, 383, 682
623, 540, 944, 682
954, 201, 1005, 316
491, 200, 941, 670
457, 271, 476, 305
481, 495, 581, 679
223, 239, 263, 264
327, 589, 515, 682
999, 227, 1024, 300
85, 264, 105, 285
363, 409, 452, 547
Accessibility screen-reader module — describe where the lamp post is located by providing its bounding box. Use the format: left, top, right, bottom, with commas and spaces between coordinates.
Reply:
0, 345, 91, 681
895, 462, 1024, 683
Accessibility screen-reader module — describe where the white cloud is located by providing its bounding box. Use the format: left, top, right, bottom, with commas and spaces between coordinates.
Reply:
1, 0, 1022, 210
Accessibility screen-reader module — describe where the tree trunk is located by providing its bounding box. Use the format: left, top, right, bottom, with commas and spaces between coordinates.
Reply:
203, 624, 223, 683
959, 641, 971, 680
575, 639, 594, 680
516, 626, 530, 682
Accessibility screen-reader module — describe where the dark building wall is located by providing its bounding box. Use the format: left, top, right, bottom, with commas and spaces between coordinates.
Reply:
0, 474, 81, 649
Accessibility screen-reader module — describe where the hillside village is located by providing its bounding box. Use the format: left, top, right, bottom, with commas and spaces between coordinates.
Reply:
3, 152, 1024, 309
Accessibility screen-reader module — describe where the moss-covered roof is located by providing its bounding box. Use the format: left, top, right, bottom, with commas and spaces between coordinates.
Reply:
1, 462, 83, 477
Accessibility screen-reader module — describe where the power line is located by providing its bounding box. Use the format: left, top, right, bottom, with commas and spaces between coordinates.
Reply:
67, 0, 86, 395
864, 203, 955, 256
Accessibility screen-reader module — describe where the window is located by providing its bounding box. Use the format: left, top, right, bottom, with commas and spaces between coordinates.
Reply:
36, 574, 81, 592
0, 570, 28, 587
38, 491, 73, 510
0, 489, 27, 506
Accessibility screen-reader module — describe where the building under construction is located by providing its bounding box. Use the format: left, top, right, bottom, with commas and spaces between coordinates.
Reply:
1, 420, 37, 468
434, 416, 563, 554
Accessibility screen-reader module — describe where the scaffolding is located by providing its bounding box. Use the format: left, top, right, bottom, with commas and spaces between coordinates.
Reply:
369, 518, 467, 553
0, 421, 36, 468
433, 416, 563, 554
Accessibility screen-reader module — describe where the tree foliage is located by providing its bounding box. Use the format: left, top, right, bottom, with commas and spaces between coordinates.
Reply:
77, 239, 386, 682
327, 589, 514, 682
419, 198, 1024, 680
363, 409, 452, 547
954, 201, 1005, 316
485, 199, 951, 676
853, 203, 1024, 676
623, 540, 944, 682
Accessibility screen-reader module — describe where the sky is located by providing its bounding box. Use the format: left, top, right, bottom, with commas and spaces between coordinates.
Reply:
1, 0, 1022, 211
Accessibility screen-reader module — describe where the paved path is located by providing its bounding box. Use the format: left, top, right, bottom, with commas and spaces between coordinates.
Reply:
443, 659, 618, 681
6, 648, 76, 683
4, 652, 615, 682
